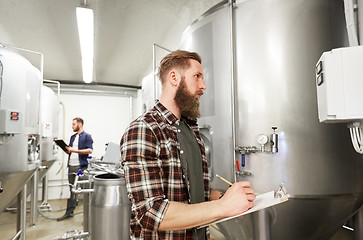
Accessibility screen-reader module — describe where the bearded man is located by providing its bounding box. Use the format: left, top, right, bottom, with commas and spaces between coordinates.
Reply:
57, 117, 93, 221
120, 50, 255, 240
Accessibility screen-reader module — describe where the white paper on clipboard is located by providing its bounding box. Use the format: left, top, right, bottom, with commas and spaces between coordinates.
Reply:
198, 190, 288, 228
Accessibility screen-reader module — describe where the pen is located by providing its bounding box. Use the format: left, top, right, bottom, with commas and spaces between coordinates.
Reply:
216, 174, 233, 186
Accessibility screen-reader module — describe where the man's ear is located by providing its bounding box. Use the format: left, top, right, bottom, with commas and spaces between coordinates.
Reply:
168, 70, 179, 86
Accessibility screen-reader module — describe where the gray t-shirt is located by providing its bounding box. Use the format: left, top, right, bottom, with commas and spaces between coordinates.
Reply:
177, 121, 206, 240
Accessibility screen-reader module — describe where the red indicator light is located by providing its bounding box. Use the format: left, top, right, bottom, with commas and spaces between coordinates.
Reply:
11, 112, 19, 116
11, 116, 19, 120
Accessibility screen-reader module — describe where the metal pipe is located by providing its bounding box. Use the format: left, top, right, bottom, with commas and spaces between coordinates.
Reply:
59, 101, 66, 198
73, 175, 80, 189
75, 180, 90, 184
228, 0, 237, 182
0, 60, 3, 99
344, 0, 359, 46
152, 43, 172, 101
17, 185, 27, 240
42, 173, 49, 204
44, 85, 139, 97
50, 87, 137, 96
72, 189, 94, 193
90, 160, 121, 165
129, 96, 133, 122
153, 44, 156, 100
358, 0, 363, 44
43, 79, 60, 96
47, 183, 72, 187
11, 230, 22, 240
30, 170, 39, 226
0, 42, 44, 79
45, 80, 141, 90
154, 43, 172, 53
55, 231, 90, 240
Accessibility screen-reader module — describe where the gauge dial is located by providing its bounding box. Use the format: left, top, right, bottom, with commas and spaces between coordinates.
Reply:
257, 134, 268, 145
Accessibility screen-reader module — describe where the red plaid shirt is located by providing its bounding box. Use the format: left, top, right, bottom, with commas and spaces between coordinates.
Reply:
120, 102, 210, 240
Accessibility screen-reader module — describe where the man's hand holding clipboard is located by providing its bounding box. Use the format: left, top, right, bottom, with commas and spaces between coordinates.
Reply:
54, 139, 70, 154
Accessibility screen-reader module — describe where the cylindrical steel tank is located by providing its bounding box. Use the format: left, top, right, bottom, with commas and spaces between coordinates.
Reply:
91, 173, 131, 240
40, 85, 59, 162
0, 47, 42, 212
180, 0, 363, 239
34, 85, 60, 211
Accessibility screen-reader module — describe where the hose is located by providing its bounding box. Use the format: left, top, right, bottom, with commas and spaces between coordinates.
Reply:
349, 126, 363, 154
37, 204, 83, 221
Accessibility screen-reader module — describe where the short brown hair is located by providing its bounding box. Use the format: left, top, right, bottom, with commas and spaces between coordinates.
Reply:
73, 117, 84, 125
158, 50, 202, 85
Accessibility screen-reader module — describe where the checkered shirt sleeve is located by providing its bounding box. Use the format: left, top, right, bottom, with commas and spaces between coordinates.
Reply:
121, 118, 169, 233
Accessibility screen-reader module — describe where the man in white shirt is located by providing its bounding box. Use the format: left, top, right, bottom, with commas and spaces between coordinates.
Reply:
57, 117, 93, 221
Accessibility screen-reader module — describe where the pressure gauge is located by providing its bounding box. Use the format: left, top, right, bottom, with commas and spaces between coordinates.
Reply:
257, 134, 268, 145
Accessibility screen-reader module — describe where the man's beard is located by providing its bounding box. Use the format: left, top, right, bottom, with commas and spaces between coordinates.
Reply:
174, 77, 202, 121
73, 126, 79, 132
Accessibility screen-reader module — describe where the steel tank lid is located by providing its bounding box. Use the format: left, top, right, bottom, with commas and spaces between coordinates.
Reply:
93, 173, 125, 184
0, 47, 33, 67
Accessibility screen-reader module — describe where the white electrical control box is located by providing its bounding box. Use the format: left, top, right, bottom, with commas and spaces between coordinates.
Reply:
315, 46, 363, 123
0, 109, 22, 134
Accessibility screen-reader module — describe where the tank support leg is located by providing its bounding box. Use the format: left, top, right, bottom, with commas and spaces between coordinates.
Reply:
17, 185, 27, 240
30, 169, 38, 226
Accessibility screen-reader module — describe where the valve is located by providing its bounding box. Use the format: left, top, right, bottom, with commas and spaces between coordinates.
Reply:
270, 126, 278, 153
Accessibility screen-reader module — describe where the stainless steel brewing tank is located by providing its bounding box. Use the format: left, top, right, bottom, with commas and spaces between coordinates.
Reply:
0, 47, 41, 172
40, 85, 59, 161
0, 47, 41, 212
91, 173, 131, 240
180, 0, 363, 239
37, 85, 59, 195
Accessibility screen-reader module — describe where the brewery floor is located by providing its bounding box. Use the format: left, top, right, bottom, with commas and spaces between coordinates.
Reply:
0, 199, 84, 240
0, 199, 355, 240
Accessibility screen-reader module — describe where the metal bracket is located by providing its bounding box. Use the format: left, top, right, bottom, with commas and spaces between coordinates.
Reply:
274, 184, 289, 200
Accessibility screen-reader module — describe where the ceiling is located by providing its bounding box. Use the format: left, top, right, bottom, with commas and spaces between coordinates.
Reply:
0, 0, 222, 88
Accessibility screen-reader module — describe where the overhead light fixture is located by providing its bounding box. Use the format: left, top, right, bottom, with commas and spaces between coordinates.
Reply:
76, 7, 94, 83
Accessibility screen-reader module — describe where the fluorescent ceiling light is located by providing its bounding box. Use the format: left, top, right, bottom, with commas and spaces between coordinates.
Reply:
81, 59, 93, 84
76, 7, 94, 83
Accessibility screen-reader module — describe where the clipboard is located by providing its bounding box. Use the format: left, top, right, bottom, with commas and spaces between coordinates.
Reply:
198, 185, 289, 228
54, 139, 69, 153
